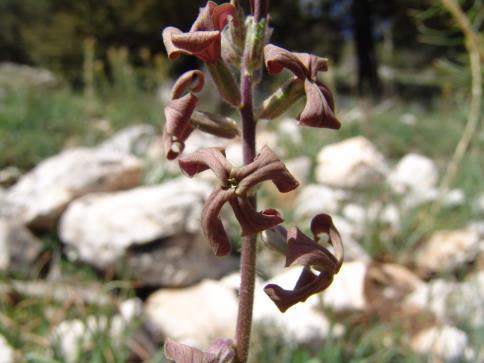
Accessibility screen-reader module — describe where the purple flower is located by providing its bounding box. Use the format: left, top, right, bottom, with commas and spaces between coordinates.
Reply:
163, 70, 205, 160
178, 146, 299, 256
264, 44, 340, 129
264, 214, 344, 312
163, 2, 236, 63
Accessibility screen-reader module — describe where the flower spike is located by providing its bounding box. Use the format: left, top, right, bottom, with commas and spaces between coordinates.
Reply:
163, 70, 205, 160
264, 213, 344, 312
260, 44, 340, 129
178, 146, 299, 256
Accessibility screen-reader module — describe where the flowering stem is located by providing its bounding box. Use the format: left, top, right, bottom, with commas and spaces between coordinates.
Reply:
233, 1, 269, 358
234, 70, 257, 363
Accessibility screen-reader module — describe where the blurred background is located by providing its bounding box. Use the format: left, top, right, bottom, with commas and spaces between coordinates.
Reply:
0, 0, 482, 362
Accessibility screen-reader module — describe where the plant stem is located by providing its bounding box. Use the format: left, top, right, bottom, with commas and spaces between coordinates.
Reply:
439, 0, 482, 193
234, 2, 269, 361
234, 71, 257, 363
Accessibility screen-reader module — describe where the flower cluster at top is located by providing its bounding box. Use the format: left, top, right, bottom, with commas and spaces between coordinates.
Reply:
160, 1, 344, 361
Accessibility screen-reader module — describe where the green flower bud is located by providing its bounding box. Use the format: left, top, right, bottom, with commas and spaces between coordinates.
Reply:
257, 77, 305, 120
261, 226, 288, 256
206, 59, 241, 107
190, 110, 240, 139
244, 16, 270, 79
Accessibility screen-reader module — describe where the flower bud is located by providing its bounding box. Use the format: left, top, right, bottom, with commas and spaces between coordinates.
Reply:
190, 110, 240, 138
257, 77, 305, 120
206, 59, 241, 107
221, 14, 245, 66
244, 16, 271, 79
261, 225, 288, 255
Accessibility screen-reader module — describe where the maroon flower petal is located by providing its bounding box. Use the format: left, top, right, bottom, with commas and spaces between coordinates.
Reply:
178, 148, 232, 184
298, 79, 340, 129
264, 44, 309, 80
171, 70, 205, 99
164, 337, 217, 363
229, 197, 284, 236
310, 213, 344, 271
162, 123, 193, 161
163, 93, 198, 160
264, 268, 334, 313
190, 1, 217, 31
234, 145, 299, 195
293, 52, 328, 79
285, 227, 339, 271
171, 31, 222, 62
201, 188, 233, 256
263, 214, 344, 312
210, 3, 237, 30
162, 27, 186, 60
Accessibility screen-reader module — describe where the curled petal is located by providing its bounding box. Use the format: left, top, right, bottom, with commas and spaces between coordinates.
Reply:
285, 227, 339, 272
201, 189, 233, 256
190, 1, 218, 31
162, 27, 183, 60
230, 197, 283, 236
298, 79, 340, 129
171, 31, 221, 62
178, 148, 232, 184
264, 44, 309, 79
264, 44, 328, 81
264, 268, 334, 313
311, 213, 344, 271
235, 145, 299, 195
264, 214, 344, 312
316, 80, 335, 111
190, 1, 235, 32
211, 3, 237, 30
293, 52, 328, 79
171, 70, 205, 99
162, 123, 193, 161
163, 93, 198, 160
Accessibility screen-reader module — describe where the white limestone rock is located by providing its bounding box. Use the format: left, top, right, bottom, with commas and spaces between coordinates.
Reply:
285, 157, 311, 185
388, 153, 438, 194
59, 178, 210, 267
97, 124, 157, 157
3, 148, 143, 229
411, 325, 472, 363
277, 118, 303, 144
415, 229, 481, 274
321, 261, 368, 312
406, 272, 484, 328
315, 136, 389, 189
0, 335, 14, 363
295, 184, 349, 219
145, 280, 238, 349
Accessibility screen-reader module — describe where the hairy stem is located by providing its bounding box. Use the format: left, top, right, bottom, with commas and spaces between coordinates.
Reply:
234, 2, 269, 361
234, 69, 257, 363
